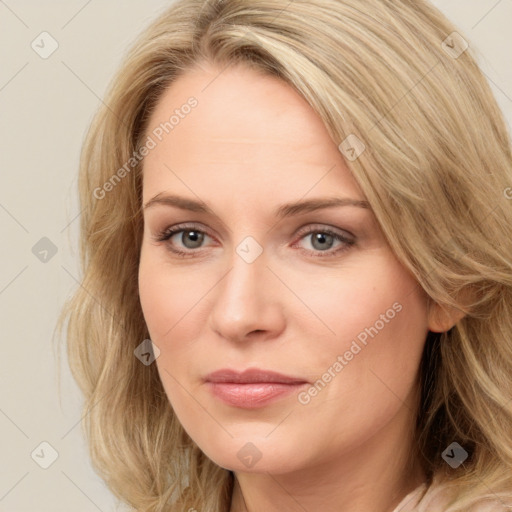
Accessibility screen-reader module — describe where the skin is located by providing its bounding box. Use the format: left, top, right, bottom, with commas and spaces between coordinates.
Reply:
138, 61, 462, 512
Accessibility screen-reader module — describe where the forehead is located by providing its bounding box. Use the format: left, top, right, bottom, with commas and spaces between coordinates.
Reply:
141, 63, 364, 205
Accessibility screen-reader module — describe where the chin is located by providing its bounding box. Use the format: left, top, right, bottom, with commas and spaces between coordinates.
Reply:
197, 435, 306, 475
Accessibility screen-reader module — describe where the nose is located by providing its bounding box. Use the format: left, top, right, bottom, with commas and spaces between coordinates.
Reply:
208, 246, 286, 344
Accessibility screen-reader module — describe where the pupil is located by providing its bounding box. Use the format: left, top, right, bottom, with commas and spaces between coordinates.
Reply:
184, 230, 203, 248
313, 232, 332, 250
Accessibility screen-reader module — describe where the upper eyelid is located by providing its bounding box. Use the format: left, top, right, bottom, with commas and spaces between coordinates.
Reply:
159, 222, 354, 243
295, 223, 354, 238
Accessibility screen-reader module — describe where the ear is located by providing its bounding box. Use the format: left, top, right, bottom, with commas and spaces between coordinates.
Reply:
427, 301, 467, 333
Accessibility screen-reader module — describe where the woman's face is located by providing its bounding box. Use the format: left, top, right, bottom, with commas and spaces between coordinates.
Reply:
138, 61, 432, 474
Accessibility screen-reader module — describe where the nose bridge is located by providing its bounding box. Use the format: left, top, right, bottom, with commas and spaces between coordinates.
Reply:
209, 239, 281, 341
219, 243, 267, 316
222, 232, 268, 301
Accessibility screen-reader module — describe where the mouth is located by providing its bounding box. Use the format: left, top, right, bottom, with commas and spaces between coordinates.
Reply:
204, 368, 309, 408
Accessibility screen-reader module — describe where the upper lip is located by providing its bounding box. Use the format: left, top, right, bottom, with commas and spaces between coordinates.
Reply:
205, 368, 308, 384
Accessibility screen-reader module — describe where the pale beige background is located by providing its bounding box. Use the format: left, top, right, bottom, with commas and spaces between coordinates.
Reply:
0, 1, 511, 511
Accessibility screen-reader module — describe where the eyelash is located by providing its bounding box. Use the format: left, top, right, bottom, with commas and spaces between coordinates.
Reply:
153, 223, 355, 259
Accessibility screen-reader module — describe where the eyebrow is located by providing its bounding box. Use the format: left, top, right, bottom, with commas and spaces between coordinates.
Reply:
142, 193, 371, 219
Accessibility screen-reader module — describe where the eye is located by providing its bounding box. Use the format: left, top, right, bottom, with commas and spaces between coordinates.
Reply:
153, 223, 355, 259
293, 225, 355, 258
153, 223, 214, 257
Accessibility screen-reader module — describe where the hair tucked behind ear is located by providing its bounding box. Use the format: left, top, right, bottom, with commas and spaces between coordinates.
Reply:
55, 0, 512, 510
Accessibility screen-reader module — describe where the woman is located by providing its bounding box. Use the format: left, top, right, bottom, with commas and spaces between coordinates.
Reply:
56, 0, 512, 510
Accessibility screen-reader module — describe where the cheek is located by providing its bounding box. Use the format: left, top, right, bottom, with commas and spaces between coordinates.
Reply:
138, 246, 212, 391
294, 253, 428, 358
138, 248, 207, 342
286, 263, 429, 457
138, 253, 204, 419
297, 254, 429, 405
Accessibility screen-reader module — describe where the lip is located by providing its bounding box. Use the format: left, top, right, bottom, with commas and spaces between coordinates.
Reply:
205, 368, 308, 384
204, 368, 309, 409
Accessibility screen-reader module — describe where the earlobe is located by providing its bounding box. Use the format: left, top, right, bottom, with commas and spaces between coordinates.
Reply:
427, 302, 467, 333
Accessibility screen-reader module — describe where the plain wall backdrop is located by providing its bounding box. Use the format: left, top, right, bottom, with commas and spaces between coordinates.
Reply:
1, 1, 511, 510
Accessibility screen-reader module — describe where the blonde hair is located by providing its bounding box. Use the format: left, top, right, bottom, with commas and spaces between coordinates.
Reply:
55, 0, 512, 510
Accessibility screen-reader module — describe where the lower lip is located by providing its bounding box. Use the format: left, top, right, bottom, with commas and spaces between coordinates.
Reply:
206, 382, 307, 408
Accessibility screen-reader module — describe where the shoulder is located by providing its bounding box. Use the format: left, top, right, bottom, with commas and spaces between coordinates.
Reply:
393, 481, 512, 512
